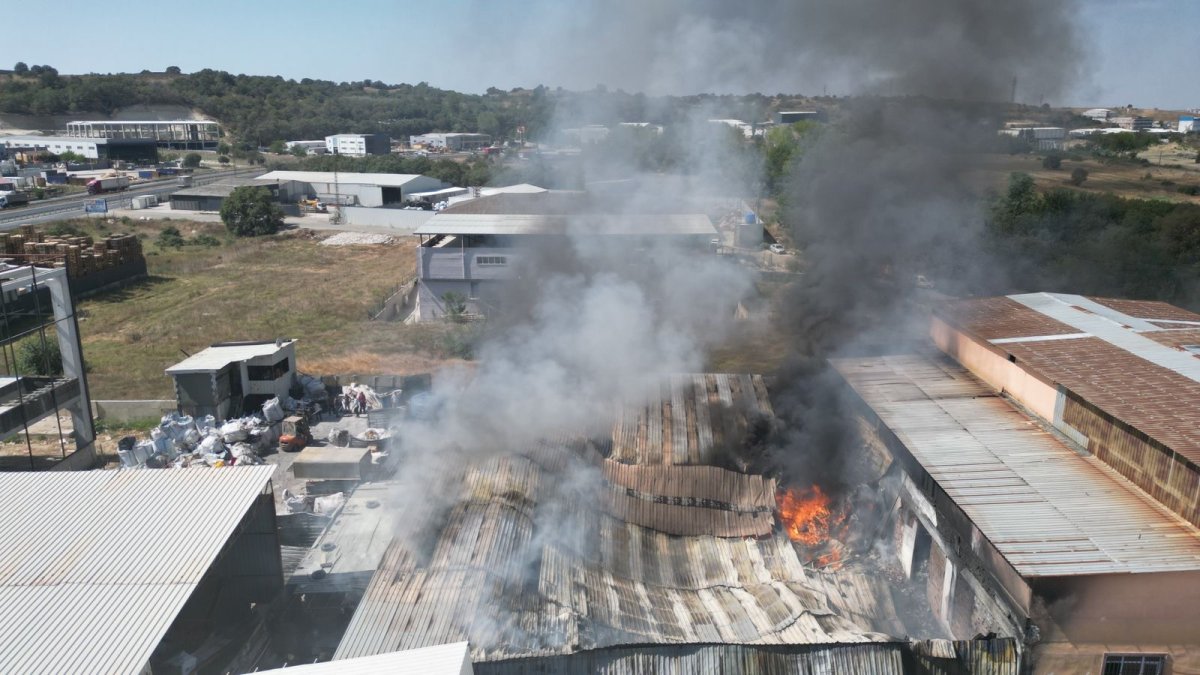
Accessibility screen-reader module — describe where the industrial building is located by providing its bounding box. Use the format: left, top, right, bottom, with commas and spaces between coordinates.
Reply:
1111, 115, 1153, 131
65, 119, 221, 150
257, 642, 473, 675
0, 135, 158, 162
410, 191, 718, 320
256, 170, 449, 208
166, 339, 296, 422
1180, 115, 1197, 133
409, 133, 492, 151
832, 293, 1200, 674
327, 373, 1021, 672
1081, 108, 1112, 121
0, 264, 95, 470
170, 175, 304, 212
998, 126, 1067, 150
775, 110, 825, 124
285, 140, 328, 154
325, 133, 391, 157
0, 466, 281, 675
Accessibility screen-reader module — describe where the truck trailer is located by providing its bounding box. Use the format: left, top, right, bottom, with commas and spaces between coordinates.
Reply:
86, 176, 130, 195
0, 192, 30, 209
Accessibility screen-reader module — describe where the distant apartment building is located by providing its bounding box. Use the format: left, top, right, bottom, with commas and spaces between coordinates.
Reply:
65, 119, 221, 150
409, 133, 492, 152
1111, 115, 1152, 131
325, 133, 391, 157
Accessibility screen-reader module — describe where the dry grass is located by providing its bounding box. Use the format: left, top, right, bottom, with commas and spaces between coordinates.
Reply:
970, 152, 1200, 203
60, 217, 461, 399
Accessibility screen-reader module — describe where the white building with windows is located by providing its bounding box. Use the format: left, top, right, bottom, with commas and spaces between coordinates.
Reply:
325, 133, 390, 156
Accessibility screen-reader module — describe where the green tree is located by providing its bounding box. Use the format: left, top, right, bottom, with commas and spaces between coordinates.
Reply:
220, 186, 284, 237
1069, 167, 1089, 186
57, 151, 86, 163
156, 226, 185, 248
268, 140, 287, 154
181, 152, 202, 168
217, 155, 230, 165
290, 145, 308, 157
442, 292, 468, 322
165, 65, 182, 75
1042, 153, 1063, 170
17, 338, 61, 376
13, 62, 28, 75
217, 142, 232, 156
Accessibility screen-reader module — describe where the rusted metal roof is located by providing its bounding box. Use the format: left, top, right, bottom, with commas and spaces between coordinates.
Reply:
832, 353, 1200, 578
0, 466, 276, 675
938, 293, 1200, 467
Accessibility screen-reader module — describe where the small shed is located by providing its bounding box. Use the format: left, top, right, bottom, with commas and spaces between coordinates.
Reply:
166, 339, 297, 421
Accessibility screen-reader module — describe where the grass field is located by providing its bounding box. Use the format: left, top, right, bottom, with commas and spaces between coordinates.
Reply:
971, 148, 1200, 204
58, 218, 469, 399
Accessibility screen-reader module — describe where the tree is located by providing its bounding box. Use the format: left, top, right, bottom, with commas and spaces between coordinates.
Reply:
217, 142, 232, 156
220, 186, 284, 237
165, 65, 182, 75
181, 152, 202, 168
442, 292, 468, 322
1069, 167, 1089, 186
268, 140, 287, 154
217, 155, 230, 165
16, 338, 61, 376
1042, 153, 1062, 170
290, 145, 308, 157
57, 151, 86, 163
13, 62, 28, 74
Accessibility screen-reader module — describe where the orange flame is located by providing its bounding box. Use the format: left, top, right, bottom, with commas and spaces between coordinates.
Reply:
776, 485, 836, 546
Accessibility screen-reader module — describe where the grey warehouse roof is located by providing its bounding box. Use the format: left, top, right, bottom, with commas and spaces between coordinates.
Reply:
256, 171, 433, 187
0, 466, 277, 675
414, 213, 717, 237
832, 352, 1200, 577
166, 340, 294, 374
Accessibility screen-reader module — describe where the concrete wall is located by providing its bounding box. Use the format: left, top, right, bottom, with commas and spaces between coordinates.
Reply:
930, 317, 1059, 421
92, 399, 176, 422
340, 206, 434, 231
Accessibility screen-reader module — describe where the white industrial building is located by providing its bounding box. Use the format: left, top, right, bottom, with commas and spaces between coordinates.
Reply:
325, 133, 390, 156
65, 119, 221, 149
0, 466, 281, 675
256, 170, 449, 207
409, 133, 492, 151
1081, 108, 1112, 121
285, 140, 328, 153
166, 339, 297, 422
0, 135, 158, 162
1180, 115, 1197, 133
256, 642, 473, 675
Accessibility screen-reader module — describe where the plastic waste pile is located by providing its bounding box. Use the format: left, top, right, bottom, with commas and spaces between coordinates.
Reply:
117, 397, 288, 469
281, 488, 345, 515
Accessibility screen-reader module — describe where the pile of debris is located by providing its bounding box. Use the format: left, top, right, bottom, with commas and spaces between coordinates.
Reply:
319, 232, 394, 247
117, 399, 290, 470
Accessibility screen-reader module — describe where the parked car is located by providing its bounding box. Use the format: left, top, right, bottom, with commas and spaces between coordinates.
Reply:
769, 243, 786, 254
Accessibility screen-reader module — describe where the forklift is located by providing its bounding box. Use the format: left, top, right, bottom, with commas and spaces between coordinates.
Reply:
279, 415, 313, 452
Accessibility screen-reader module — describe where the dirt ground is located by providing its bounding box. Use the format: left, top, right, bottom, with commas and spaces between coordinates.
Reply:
970, 149, 1200, 204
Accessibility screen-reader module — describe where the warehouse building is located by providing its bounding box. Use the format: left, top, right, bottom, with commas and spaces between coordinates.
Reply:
775, 110, 826, 124
0, 135, 158, 162
329, 373, 1021, 672
0, 466, 281, 675
170, 176, 304, 212
832, 293, 1200, 675
65, 119, 221, 150
411, 191, 718, 321
256, 170, 448, 208
1111, 115, 1153, 131
0, 264, 95, 470
409, 133, 492, 151
325, 133, 391, 157
166, 339, 297, 422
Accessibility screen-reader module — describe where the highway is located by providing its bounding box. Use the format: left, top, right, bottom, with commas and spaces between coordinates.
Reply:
0, 168, 260, 229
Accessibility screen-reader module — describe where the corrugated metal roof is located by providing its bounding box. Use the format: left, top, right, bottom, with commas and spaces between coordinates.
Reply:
165, 340, 293, 374
256, 171, 431, 187
0, 466, 276, 675
414, 213, 717, 237
832, 353, 1200, 577
256, 642, 472, 675
476, 639, 1020, 675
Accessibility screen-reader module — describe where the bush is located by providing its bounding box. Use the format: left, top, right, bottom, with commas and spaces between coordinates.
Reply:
156, 226, 185, 248
217, 155, 230, 165
442, 292, 468, 322
16, 338, 62, 376
181, 152, 202, 168
220, 186, 284, 237
1042, 154, 1062, 170
1178, 185, 1200, 196
193, 233, 222, 247
1069, 167, 1089, 186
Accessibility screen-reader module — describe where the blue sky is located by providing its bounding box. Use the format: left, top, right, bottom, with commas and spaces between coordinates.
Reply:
4, 0, 1197, 110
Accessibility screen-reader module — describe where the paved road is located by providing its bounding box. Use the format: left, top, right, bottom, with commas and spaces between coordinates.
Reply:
0, 168, 259, 229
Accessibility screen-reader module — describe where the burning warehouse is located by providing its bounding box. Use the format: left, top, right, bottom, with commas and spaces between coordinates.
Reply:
322, 374, 1020, 673
832, 293, 1200, 674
